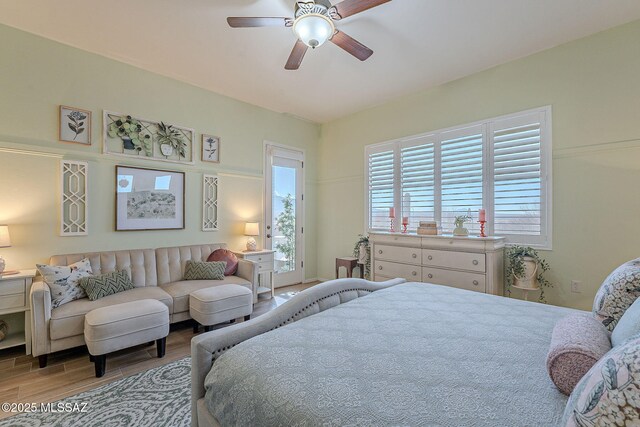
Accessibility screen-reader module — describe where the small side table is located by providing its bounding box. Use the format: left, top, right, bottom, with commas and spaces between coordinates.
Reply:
0, 269, 37, 355
233, 250, 275, 298
336, 257, 364, 279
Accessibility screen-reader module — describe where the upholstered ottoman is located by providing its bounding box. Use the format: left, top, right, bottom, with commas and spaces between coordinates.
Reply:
190, 285, 253, 333
84, 299, 169, 377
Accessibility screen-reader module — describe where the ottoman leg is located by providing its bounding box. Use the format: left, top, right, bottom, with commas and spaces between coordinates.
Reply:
244, 315, 251, 321
157, 337, 166, 358
94, 355, 106, 378
38, 355, 48, 369
193, 323, 199, 334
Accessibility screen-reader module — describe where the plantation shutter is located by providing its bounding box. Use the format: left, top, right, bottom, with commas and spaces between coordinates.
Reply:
492, 111, 548, 246
400, 135, 436, 229
439, 126, 484, 234
367, 144, 396, 230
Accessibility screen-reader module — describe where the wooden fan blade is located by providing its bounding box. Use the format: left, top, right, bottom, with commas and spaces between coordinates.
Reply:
330, 30, 373, 61
285, 40, 308, 70
227, 17, 292, 28
330, 0, 391, 20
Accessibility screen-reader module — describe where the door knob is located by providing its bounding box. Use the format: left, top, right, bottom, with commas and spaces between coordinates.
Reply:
266, 234, 272, 238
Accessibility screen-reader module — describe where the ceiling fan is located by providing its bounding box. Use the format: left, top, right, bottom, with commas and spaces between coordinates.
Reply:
227, 0, 391, 70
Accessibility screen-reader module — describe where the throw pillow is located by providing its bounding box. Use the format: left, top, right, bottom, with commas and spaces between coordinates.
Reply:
561, 334, 640, 426
37, 258, 93, 308
592, 258, 640, 331
78, 270, 135, 301
611, 297, 640, 347
184, 261, 226, 281
207, 249, 239, 276
547, 313, 611, 395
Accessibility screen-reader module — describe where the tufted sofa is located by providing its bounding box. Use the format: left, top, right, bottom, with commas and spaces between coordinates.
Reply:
30, 243, 258, 368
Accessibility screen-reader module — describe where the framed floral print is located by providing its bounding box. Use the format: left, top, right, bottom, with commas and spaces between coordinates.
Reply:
60, 105, 91, 145
202, 134, 220, 163
115, 165, 185, 231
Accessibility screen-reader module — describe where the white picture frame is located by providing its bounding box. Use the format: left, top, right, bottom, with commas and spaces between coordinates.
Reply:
202, 134, 220, 163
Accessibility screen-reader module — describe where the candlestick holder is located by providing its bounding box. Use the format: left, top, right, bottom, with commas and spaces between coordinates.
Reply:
402, 223, 408, 233
479, 220, 486, 237
389, 218, 395, 233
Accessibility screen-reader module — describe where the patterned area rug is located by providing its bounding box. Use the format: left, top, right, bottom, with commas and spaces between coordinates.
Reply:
1, 358, 191, 427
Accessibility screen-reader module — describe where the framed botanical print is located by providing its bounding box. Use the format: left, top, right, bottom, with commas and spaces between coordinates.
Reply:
115, 165, 185, 231
60, 105, 91, 145
202, 134, 220, 163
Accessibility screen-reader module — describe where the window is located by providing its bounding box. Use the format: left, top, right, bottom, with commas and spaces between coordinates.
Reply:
365, 107, 552, 249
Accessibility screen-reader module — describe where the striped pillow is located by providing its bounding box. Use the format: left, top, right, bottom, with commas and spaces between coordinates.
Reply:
184, 261, 226, 281
78, 270, 135, 301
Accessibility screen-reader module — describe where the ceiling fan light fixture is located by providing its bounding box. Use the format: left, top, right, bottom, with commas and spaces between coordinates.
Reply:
293, 14, 335, 49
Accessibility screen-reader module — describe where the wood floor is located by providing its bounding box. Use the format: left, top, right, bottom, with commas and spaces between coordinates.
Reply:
0, 282, 318, 420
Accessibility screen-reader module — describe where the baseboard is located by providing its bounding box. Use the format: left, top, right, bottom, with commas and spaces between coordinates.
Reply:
303, 277, 324, 283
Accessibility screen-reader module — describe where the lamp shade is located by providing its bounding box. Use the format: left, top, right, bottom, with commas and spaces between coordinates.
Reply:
0, 225, 10, 248
244, 222, 259, 237
293, 14, 334, 48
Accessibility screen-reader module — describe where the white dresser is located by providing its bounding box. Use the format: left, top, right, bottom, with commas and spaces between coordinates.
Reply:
370, 233, 505, 295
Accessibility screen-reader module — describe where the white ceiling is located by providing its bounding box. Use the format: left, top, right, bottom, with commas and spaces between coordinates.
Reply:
1, 0, 640, 123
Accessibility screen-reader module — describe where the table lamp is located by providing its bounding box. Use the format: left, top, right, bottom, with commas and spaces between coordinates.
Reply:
0, 225, 11, 274
244, 222, 259, 251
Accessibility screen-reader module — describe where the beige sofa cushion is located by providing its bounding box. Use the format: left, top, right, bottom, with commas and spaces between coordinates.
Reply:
50, 249, 158, 288
160, 277, 252, 314
155, 244, 227, 285
50, 287, 173, 340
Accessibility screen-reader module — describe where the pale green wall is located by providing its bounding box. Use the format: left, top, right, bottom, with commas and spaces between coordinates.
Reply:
317, 20, 640, 310
0, 24, 320, 280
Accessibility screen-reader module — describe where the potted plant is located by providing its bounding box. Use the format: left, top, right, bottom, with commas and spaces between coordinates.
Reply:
505, 245, 552, 302
107, 115, 153, 156
155, 122, 186, 158
453, 214, 472, 236
353, 234, 371, 280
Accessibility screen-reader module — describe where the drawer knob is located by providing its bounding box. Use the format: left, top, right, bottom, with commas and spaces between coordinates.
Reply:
378, 266, 383, 270
428, 273, 433, 279
472, 260, 479, 265
378, 250, 383, 254
412, 271, 417, 276
258, 257, 262, 261
473, 280, 479, 286
427, 255, 433, 260
412, 253, 417, 258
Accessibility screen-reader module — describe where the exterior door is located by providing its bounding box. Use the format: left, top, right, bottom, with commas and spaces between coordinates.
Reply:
264, 144, 304, 287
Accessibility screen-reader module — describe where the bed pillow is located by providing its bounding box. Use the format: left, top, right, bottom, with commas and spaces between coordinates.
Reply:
547, 313, 611, 395
37, 258, 93, 308
611, 297, 640, 347
592, 258, 640, 331
184, 261, 226, 281
78, 270, 135, 301
207, 249, 238, 276
561, 334, 640, 426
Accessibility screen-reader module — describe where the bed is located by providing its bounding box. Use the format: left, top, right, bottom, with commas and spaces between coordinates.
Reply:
191, 278, 579, 427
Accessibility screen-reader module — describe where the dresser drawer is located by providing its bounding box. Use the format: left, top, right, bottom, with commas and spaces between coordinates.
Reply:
371, 234, 420, 247
243, 253, 274, 264
375, 260, 421, 281
0, 292, 25, 310
422, 249, 485, 273
374, 244, 420, 265
422, 267, 486, 293
257, 261, 273, 272
0, 279, 25, 296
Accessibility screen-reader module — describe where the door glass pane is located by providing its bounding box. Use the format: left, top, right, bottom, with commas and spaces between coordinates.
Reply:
272, 165, 296, 274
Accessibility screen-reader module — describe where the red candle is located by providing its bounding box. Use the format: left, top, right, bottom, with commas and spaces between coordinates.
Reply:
402, 216, 409, 225
389, 207, 396, 218
478, 209, 486, 222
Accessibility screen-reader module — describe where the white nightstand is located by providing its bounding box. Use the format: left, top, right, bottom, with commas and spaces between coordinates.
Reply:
0, 269, 36, 355
234, 250, 275, 298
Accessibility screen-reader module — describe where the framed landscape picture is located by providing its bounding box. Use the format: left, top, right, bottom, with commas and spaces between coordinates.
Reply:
115, 165, 185, 231
59, 105, 91, 145
202, 134, 220, 163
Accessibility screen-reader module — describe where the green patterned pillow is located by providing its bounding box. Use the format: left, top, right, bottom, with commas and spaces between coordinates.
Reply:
184, 261, 226, 280
78, 270, 135, 301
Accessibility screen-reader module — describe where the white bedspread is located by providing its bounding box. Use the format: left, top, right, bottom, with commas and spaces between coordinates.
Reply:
205, 282, 577, 426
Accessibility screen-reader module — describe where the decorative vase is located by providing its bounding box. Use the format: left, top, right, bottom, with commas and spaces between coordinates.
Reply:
453, 227, 469, 236
160, 144, 174, 157
514, 256, 539, 289
122, 137, 135, 150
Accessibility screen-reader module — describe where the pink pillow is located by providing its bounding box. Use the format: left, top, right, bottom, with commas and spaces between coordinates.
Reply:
207, 249, 238, 276
546, 313, 611, 395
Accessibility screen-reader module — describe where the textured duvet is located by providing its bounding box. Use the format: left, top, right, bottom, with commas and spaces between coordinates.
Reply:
205, 282, 578, 426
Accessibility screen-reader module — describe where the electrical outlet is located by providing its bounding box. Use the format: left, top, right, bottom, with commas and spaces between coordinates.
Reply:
571, 280, 582, 293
